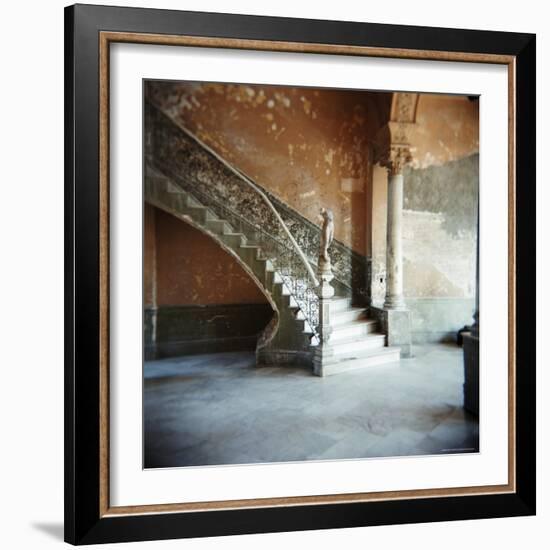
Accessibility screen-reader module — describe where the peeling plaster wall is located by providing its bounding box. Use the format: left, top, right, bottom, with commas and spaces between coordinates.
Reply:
402, 156, 478, 342
409, 95, 479, 170
153, 208, 267, 306
146, 83, 478, 344
146, 102, 371, 304
371, 95, 479, 343
143, 206, 272, 359
403, 154, 478, 300
146, 81, 391, 256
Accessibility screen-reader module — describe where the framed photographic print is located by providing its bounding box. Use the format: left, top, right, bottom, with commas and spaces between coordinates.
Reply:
64, 3, 536, 545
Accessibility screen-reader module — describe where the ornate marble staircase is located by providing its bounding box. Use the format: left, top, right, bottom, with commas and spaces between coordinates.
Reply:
145, 164, 400, 375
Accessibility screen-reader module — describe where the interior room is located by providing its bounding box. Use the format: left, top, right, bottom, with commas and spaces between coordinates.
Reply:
142, 81, 479, 468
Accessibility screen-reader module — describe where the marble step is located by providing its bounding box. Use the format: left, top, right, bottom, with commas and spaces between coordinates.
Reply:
144, 175, 169, 191
205, 219, 232, 236
302, 318, 317, 335
164, 196, 220, 229
222, 232, 247, 248
144, 176, 166, 199
165, 187, 223, 224
330, 334, 386, 356
295, 309, 308, 321
186, 195, 203, 208
248, 257, 272, 286
266, 270, 292, 291
330, 319, 378, 342
330, 307, 367, 326
265, 270, 277, 288
330, 297, 352, 312
188, 205, 219, 223
145, 164, 159, 178
165, 180, 183, 194
237, 244, 261, 264
271, 281, 296, 300
166, 192, 187, 207
314, 347, 401, 376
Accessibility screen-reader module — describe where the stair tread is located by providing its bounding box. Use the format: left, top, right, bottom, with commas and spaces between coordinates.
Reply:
331, 333, 385, 345
331, 318, 377, 329
332, 306, 367, 315
145, 165, 164, 177
323, 346, 400, 364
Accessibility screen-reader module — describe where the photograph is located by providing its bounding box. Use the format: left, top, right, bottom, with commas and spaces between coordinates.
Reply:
0, 0, 544, 546
142, 80, 480, 469
59, 3, 537, 544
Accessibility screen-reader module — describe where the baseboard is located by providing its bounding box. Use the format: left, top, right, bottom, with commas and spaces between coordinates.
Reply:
256, 348, 313, 368
145, 303, 273, 359
411, 331, 459, 344
147, 335, 258, 360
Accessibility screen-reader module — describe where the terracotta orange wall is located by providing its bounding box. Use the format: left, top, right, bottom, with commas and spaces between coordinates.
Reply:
146, 81, 392, 255
146, 207, 267, 306
409, 94, 479, 169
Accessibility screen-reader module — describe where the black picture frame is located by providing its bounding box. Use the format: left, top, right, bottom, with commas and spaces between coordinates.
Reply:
65, 3, 536, 545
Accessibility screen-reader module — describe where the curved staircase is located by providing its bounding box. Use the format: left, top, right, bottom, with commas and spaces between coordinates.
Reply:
145, 163, 401, 375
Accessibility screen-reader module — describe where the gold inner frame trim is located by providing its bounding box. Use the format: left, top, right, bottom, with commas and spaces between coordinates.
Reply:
98, 30, 516, 517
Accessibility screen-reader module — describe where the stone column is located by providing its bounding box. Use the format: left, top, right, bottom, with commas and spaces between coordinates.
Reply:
384, 168, 406, 309
370, 95, 419, 358
372, 145, 413, 358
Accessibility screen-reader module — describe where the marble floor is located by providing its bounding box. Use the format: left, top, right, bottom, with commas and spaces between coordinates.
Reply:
144, 344, 479, 468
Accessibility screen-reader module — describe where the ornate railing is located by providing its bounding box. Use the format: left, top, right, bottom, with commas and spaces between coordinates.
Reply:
146, 103, 322, 336
146, 102, 372, 302
182, 128, 319, 288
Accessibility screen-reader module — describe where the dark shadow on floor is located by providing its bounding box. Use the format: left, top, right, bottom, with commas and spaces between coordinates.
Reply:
30, 522, 64, 542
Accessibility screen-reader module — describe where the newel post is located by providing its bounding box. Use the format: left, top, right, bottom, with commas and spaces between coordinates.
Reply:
313, 209, 335, 377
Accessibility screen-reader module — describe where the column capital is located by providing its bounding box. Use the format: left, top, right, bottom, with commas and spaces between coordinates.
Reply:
373, 122, 415, 176
382, 143, 413, 177
373, 91, 419, 175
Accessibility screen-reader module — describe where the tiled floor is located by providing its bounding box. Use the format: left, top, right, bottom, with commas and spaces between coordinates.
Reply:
144, 344, 479, 468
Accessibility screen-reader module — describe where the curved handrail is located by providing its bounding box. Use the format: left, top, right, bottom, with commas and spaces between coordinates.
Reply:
173, 122, 320, 288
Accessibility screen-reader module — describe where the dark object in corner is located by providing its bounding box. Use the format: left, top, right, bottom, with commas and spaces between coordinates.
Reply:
456, 325, 472, 346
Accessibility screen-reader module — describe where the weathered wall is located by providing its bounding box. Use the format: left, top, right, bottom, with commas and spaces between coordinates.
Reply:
403, 154, 478, 299
409, 94, 479, 170
146, 102, 371, 303
144, 205, 272, 358
154, 208, 266, 305
146, 84, 478, 345
144, 203, 156, 308
147, 303, 274, 359
146, 81, 392, 256
371, 94, 479, 342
